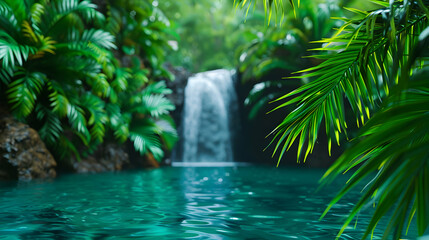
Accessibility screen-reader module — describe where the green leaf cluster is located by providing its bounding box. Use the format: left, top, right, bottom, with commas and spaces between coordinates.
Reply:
0, 0, 177, 162
264, 0, 429, 238
238, 0, 342, 120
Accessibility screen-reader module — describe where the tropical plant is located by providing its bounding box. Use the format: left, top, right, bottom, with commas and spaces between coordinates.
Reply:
0, 0, 178, 163
103, 0, 178, 161
238, 0, 342, 119
256, 0, 429, 238
0, 0, 115, 159
104, 0, 174, 79
158, 0, 264, 73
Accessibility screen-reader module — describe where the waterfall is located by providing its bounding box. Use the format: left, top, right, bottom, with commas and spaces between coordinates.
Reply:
179, 69, 238, 163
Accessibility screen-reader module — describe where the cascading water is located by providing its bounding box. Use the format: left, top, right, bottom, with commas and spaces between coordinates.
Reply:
178, 69, 239, 163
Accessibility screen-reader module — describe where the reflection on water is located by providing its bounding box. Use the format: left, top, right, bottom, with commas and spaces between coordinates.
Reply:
0, 167, 418, 239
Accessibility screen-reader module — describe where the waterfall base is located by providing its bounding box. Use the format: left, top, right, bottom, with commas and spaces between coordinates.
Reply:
178, 69, 239, 163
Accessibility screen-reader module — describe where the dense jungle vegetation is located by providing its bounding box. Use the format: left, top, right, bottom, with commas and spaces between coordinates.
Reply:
0, 0, 428, 239
235, 0, 429, 238
0, 0, 178, 163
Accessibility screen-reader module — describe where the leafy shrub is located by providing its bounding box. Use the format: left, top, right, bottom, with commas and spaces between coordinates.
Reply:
0, 0, 177, 162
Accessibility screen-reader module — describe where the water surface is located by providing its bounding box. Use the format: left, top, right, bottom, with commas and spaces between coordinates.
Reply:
0, 166, 416, 239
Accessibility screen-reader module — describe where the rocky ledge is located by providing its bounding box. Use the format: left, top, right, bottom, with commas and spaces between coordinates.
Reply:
71, 144, 129, 173
0, 114, 57, 180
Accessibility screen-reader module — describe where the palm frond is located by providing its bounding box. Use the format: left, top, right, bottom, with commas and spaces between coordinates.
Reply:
81, 93, 108, 142
139, 94, 175, 118
87, 73, 110, 97
48, 81, 69, 118
47, 56, 102, 81
128, 68, 149, 90
59, 28, 115, 51
129, 118, 163, 161
111, 68, 130, 92
21, 20, 57, 59
0, 1, 20, 38
67, 103, 90, 145
36, 103, 63, 146
40, 0, 104, 34
234, 0, 291, 24
269, 1, 428, 163
142, 80, 173, 95
0, 67, 13, 85
105, 6, 121, 34
155, 115, 178, 151
320, 77, 429, 239
3, 0, 27, 24
106, 103, 130, 143
29, 2, 45, 26
7, 70, 46, 118
0, 32, 36, 68
80, 29, 116, 50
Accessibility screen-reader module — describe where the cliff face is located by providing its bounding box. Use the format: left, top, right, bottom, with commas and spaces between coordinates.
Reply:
71, 143, 129, 173
0, 114, 57, 181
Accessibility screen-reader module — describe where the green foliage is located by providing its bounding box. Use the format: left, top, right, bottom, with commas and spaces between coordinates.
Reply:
0, 0, 112, 158
321, 77, 429, 239
233, 0, 293, 24
102, 0, 178, 160
119, 80, 177, 161
105, 0, 173, 79
0, 0, 177, 162
265, 0, 429, 238
158, 0, 264, 73
239, 0, 342, 121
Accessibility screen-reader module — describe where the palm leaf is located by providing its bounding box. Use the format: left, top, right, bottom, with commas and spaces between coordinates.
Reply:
82, 29, 116, 50
40, 0, 104, 35
0, 32, 36, 68
106, 103, 130, 143
142, 81, 173, 95
129, 118, 163, 161
138, 94, 175, 118
111, 68, 130, 92
0, 67, 13, 85
67, 103, 90, 145
48, 81, 69, 118
81, 93, 108, 142
234, 0, 292, 24
155, 115, 178, 151
7, 70, 45, 118
269, 1, 428, 163
87, 73, 110, 97
36, 103, 63, 146
320, 78, 429, 239
29, 2, 45, 27
0, 1, 20, 38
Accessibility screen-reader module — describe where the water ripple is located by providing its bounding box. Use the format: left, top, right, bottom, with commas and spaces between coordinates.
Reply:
0, 167, 418, 239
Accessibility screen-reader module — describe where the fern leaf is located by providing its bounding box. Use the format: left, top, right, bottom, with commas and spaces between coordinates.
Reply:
36, 104, 63, 145
0, 35, 36, 68
140, 94, 175, 118
142, 81, 173, 95
81, 94, 107, 142
7, 70, 46, 118
111, 68, 130, 92
67, 103, 90, 145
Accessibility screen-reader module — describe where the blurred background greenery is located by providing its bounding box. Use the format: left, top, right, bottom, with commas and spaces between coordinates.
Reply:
1, 0, 428, 238
0, 0, 373, 166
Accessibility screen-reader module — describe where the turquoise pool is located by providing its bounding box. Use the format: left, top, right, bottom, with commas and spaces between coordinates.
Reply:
0, 166, 416, 239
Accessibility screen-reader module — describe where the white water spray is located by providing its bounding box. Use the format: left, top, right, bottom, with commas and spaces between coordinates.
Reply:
180, 69, 238, 163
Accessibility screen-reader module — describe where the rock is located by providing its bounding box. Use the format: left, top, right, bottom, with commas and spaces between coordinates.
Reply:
164, 64, 191, 127
0, 114, 57, 180
72, 144, 129, 173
